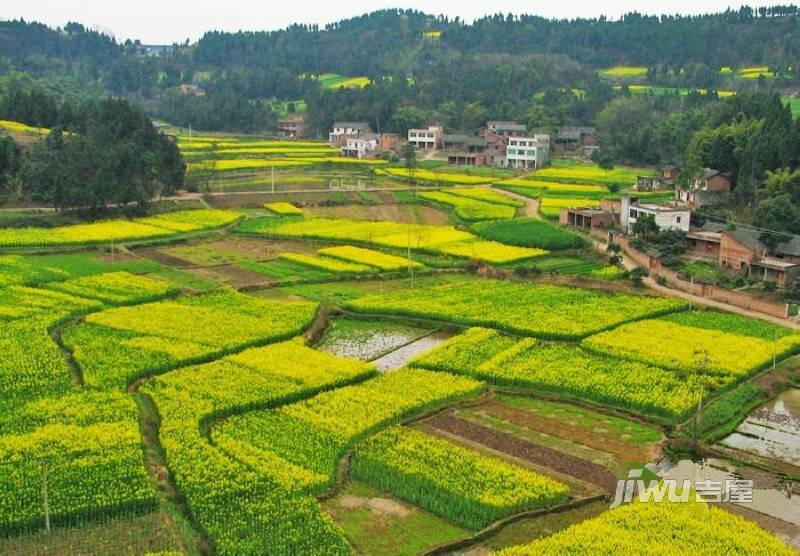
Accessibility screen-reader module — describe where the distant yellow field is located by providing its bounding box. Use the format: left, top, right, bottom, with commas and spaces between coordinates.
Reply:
0, 119, 50, 136
599, 66, 648, 78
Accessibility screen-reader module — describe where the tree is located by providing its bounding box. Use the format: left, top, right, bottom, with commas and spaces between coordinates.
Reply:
462, 101, 488, 132
392, 105, 426, 136
632, 213, 659, 241
400, 142, 417, 184
592, 149, 615, 176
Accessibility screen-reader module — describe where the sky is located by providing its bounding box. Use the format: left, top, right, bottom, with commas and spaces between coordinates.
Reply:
4, 1, 758, 44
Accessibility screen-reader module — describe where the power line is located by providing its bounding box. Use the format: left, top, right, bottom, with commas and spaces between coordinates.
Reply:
691, 208, 800, 240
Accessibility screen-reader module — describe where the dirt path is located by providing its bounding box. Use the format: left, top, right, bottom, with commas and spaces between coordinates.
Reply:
424, 413, 618, 494
478, 401, 652, 464
495, 188, 541, 219
596, 239, 800, 329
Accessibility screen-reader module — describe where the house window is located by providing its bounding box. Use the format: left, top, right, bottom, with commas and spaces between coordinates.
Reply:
676, 216, 681, 224
629, 209, 638, 218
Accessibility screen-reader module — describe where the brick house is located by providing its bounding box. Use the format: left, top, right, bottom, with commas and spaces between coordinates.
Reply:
720, 227, 800, 286
277, 115, 306, 138
676, 168, 732, 207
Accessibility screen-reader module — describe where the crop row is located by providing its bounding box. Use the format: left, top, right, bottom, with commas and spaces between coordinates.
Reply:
443, 187, 525, 207
419, 190, 518, 221
351, 426, 569, 529
346, 279, 686, 340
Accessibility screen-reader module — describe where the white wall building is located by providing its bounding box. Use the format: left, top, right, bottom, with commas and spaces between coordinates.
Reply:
329, 122, 371, 145
505, 135, 550, 169
408, 126, 443, 150
620, 196, 691, 233
341, 135, 378, 159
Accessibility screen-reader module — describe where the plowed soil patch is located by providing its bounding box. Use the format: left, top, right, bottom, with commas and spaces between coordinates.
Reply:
479, 401, 650, 463
425, 413, 618, 494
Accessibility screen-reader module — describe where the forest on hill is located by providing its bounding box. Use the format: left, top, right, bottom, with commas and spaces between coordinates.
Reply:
3, 6, 800, 221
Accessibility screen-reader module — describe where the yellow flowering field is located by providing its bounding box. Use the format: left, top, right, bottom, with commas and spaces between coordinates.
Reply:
582, 317, 800, 379
317, 245, 421, 271
215, 368, 485, 480
445, 187, 524, 207
264, 202, 304, 216
44, 271, 171, 304
351, 426, 569, 529
499, 498, 795, 555
239, 216, 546, 264
347, 280, 686, 340
143, 338, 366, 554
0, 209, 241, 248
383, 168, 491, 185
67, 291, 318, 388
498, 178, 609, 196
414, 327, 699, 420
278, 252, 374, 274
0, 119, 50, 135
178, 140, 330, 151
419, 191, 518, 221
539, 197, 601, 218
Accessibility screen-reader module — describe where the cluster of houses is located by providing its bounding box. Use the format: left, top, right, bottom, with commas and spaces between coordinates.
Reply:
276, 113, 600, 170
317, 120, 597, 170
561, 168, 800, 287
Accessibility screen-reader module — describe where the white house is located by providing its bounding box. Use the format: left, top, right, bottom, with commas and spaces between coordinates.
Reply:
408, 126, 443, 150
341, 134, 378, 159
329, 122, 372, 146
505, 135, 550, 169
620, 196, 691, 233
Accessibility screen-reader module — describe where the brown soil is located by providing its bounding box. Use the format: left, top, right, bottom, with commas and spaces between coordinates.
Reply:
424, 413, 618, 494
337, 495, 412, 518
479, 401, 651, 464
137, 248, 194, 267
188, 264, 274, 288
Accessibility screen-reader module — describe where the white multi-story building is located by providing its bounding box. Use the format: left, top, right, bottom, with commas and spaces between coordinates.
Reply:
505, 135, 550, 169
408, 126, 443, 150
341, 134, 378, 159
620, 196, 691, 233
329, 122, 372, 146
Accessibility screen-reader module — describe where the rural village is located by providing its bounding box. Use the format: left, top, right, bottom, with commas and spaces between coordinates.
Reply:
1, 5, 800, 556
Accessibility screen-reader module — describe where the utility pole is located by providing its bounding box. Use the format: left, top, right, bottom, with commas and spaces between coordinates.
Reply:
271, 166, 275, 194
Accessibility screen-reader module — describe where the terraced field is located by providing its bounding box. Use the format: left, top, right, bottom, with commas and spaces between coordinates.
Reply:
1, 199, 797, 555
